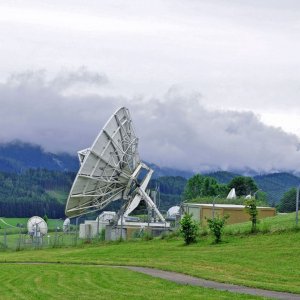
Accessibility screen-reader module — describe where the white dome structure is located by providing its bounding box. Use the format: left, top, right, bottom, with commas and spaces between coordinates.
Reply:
167, 206, 180, 218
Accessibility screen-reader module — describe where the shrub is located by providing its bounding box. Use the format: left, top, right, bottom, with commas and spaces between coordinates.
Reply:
43, 214, 49, 224
141, 231, 153, 241
207, 215, 228, 243
99, 229, 105, 241
245, 198, 258, 233
179, 213, 199, 245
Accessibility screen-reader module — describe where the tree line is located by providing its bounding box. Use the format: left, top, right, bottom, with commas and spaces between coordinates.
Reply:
0, 169, 73, 218
0, 168, 297, 218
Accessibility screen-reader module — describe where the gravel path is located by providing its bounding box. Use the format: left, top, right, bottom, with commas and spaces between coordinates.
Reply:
124, 266, 300, 300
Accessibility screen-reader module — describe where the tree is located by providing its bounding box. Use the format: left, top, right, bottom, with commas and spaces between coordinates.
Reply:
228, 176, 258, 197
179, 213, 199, 245
43, 214, 49, 224
184, 174, 227, 200
244, 198, 258, 232
277, 188, 297, 212
184, 174, 205, 200
207, 215, 228, 243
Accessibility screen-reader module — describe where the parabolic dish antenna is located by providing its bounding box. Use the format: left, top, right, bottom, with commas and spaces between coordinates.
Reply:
167, 206, 180, 218
63, 218, 70, 232
65, 107, 168, 226
27, 216, 48, 236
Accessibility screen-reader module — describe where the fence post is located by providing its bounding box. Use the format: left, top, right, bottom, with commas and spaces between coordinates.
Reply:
17, 227, 22, 250
75, 217, 78, 246
296, 185, 299, 226
4, 228, 7, 249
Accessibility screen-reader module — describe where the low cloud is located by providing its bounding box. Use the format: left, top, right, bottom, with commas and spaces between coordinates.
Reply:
1, 68, 300, 173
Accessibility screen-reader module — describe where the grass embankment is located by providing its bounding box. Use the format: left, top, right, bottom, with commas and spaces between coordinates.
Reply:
224, 212, 298, 234
188, 196, 267, 206
0, 264, 262, 300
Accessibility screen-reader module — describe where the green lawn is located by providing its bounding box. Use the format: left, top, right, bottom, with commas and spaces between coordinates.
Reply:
1, 230, 299, 293
0, 217, 64, 231
0, 213, 299, 295
224, 212, 298, 234
0, 264, 263, 300
0, 232, 82, 250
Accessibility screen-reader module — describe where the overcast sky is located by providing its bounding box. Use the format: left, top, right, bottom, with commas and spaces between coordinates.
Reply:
0, 0, 300, 173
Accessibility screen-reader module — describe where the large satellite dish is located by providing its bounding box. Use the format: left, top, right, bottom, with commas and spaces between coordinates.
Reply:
65, 107, 167, 226
27, 216, 48, 236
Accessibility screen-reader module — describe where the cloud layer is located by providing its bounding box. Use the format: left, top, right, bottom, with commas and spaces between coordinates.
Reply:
1, 68, 300, 173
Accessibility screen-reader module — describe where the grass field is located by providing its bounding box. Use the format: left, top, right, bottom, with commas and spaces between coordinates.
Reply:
0, 264, 263, 300
224, 212, 298, 234
0, 213, 299, 298
0, 218, 70, 249
0, 217, 64, 230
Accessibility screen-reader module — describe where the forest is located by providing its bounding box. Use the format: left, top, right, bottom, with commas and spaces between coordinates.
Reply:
0, 167, 299, 218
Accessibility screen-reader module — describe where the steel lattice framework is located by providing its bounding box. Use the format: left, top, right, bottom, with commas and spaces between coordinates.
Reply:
65, 107, 140, 218
66, 107, 168, 227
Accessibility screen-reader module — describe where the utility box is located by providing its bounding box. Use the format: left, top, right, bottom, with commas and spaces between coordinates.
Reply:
79, 224, 92, 239
78, 211, 116, 239
105, 225, 126, 241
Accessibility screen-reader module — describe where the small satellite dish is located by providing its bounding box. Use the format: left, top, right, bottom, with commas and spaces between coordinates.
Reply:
27, 216, 48, 237
167, 206, 180, 218
226, 188, 237, 199
65, 107, 168, 226
63, 218, 70, 232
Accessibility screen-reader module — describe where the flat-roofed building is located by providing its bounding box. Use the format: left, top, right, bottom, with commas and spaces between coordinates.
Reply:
182, 203, 276, 225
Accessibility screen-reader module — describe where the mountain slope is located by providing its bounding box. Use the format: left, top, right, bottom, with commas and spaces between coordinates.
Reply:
204, 171, 239, 184
0, 141, 79, 172
254, 172, 300, 205
0, 141, 194, 178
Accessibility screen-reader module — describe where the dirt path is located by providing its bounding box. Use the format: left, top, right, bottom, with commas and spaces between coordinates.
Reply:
2, 262, 300, 299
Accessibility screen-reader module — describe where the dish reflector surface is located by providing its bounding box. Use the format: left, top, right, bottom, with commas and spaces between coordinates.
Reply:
27, 216, 48, 236
65, 107, 140, 217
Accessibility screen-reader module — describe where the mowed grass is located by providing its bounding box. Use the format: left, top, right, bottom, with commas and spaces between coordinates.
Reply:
0, 217, 64, 229
0, 213, 299, 295
0, 264, 263, 300
0, 217, 64, 232
0, 232, 81, 250
1, 231, 299, 293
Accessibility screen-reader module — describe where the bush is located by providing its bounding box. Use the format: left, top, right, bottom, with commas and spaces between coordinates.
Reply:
245, 199, 258, 233
43, 214, 48, 224
99, 229, 105, 241
207, 215, 228, 243
179, 213, 199, 245
141, 231, 153, 241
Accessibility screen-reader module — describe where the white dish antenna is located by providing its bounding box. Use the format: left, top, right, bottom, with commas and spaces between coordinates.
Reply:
65, 107, 168, 226
63, 218, 70, 232
226, 188, 237, 199
27, 216, 48, 236
167, 206, 180, 218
